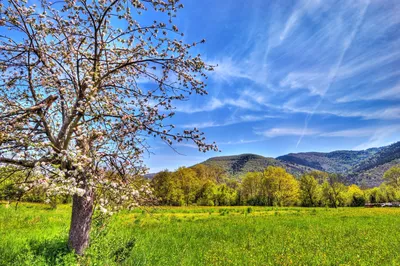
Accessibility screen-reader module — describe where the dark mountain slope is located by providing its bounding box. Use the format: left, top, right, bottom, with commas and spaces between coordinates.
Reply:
277, 148, 381, 174
346, 142, 400, 186
347, 158, 400, 187
351, 142, 400, 173
201, 153, 316, 177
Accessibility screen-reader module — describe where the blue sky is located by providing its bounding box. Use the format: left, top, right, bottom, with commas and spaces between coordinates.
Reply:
4, 0, 398, 172
144, 0, 400, 172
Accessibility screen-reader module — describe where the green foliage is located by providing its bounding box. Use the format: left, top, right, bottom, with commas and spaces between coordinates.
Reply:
346, 184, 366, 207
151, 164, 400, 207
262, 166, 299, 206
3, 162, 399, 209
240, 166, 299, 206
383, 165, 400, 189
321, 174, 348, 208
0, 167, 26, 201
151, 165, 237, 206
0, 167, 72, 206
299, 174, 320, 206
240, 172, 263, 205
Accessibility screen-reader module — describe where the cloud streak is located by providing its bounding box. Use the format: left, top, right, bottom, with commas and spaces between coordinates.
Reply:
295, 0, 371, 148
255, 127, 320, 138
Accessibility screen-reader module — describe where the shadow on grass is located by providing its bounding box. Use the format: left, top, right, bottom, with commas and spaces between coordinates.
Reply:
26, 234, 136, 264
112, 239, 135, 263
28, 238, 74, 265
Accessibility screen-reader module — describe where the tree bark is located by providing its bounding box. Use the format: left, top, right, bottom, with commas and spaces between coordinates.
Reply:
68, 188, 94, 255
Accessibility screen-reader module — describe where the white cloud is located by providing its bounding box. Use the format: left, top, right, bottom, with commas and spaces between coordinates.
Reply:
255, 127, 319, 138
354, 126, 400, 150
280, 72, 328, 96
279, 0, 322, 42
181, 113, 279, 129
181, 121, 221, 129
218, 139, 263, 145
173, 143, 198, 149
253, 125, 400, 147
209, 57, 254, 83
320, 128, 374, 137
365, 107, 400, 120
363, 83, 400, 101
239, 114, 280, 122
175, 94, 262, 114
174, 98, 224, 113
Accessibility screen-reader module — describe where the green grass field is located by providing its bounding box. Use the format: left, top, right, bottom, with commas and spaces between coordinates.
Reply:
1, 203, 400, 265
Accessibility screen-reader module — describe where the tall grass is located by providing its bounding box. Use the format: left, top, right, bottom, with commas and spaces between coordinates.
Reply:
1, 203, 400, 265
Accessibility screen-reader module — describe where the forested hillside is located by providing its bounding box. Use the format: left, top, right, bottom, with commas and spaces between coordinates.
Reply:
201, 154, 315, 177
199, 141, 400, 187
277, 149, 381, 173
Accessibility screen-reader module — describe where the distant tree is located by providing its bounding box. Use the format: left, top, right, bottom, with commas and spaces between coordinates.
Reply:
383, 166, 400, 189
321, 174, 346, 208
240, 172, 262, 205
215, 184, 237, 206
299, 174, 320, 207
308, 170, 329, 184
191, 164, 227, 183
151, 170, 172, 204
151, 170, 187, 206
0, 167, 26, 201
346, 184, 365, 207
0, 166, 61, 204
366, 187, 385, 203
378, 183, 399, 202
174, 167, 199, 206
262, 166, 299, 207
0, 0, 217, 254
196, 180, 217, 206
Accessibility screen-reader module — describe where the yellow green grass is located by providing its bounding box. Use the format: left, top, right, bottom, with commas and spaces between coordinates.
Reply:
1, 203, 400, 265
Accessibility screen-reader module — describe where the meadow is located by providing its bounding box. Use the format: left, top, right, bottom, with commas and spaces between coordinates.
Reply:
1, 203, 400, 265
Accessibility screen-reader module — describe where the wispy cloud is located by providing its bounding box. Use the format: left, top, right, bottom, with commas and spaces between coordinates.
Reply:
280, 72, 328, 96
354, 126, 400, 150
320, 128, 375, 137
174, 98, 223, 113
209, 57, 254, 83
175, 87, 277, 114
181, 121, 222, 129
279, 0, 322, 42
173, 143, 199, 149
174, 97, 257, 114
338, 82, 400, 102
255, 127, 320, 138
218, 139, 263, 145
285, 103, 400, 121
295, 0, 371, 148
255, 125, 399, 141
181, 113, 280, 129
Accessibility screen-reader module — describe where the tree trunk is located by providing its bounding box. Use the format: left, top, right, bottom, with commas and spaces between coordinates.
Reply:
68, 188, 94, 255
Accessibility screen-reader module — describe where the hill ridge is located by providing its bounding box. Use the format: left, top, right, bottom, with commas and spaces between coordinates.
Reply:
200, 141, 400, 187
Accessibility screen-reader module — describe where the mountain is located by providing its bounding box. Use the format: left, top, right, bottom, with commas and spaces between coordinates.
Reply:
201, 153, 316, 177
199, 141, 400, 187
347, 142, 400, 187
277, 148, 381, 174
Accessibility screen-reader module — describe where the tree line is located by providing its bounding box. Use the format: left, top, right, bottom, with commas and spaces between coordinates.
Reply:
1, 164, 400, 208
150, 164, 400, 207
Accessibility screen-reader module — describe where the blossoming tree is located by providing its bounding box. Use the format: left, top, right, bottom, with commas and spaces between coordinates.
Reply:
0, 0, 217, 254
